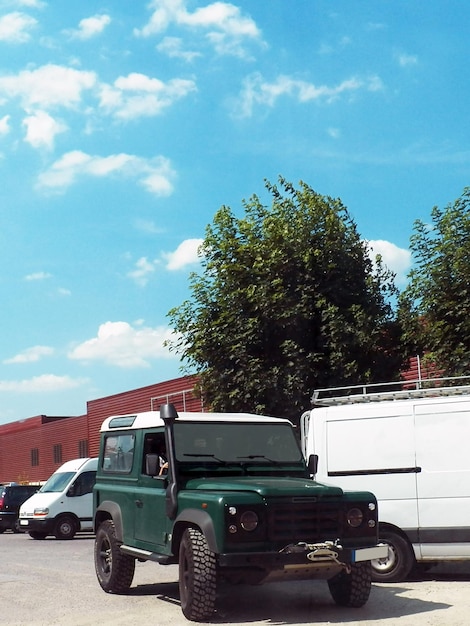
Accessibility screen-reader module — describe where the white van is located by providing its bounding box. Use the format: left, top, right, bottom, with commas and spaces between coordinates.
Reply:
300, 377, 470, 582
19, 457, 97, 540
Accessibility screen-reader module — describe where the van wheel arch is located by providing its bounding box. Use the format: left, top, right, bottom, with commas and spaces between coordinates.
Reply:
371, 523, 415, 583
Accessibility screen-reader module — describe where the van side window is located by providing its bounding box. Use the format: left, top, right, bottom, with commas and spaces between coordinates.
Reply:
102, 434, 135, 473
71, 471, 96, 496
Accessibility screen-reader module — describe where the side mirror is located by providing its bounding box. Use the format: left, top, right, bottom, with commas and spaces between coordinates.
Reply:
308, 454, 318, 476
146, 453, 159, 477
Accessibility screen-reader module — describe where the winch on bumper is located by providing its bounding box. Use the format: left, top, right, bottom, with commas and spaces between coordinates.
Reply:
218, 541, 388, 582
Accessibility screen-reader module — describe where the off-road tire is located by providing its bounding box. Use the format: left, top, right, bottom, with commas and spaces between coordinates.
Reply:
179, 527, 217, 621
54, 515, 77, 540
371, 529, 414, 582
94, 519, 135, 594
29, 531, 47, 540
328, 562, 372, 607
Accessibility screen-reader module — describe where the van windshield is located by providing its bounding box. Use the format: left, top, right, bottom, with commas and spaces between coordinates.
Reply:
39, 472, 75, 493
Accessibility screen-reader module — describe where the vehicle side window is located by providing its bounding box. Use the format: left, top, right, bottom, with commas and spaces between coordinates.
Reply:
142, 432, 167, 476
71, 471, 96, 496
102, 434, 135, 473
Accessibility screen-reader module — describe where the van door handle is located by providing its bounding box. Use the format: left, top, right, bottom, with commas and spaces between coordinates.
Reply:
135, 500, 143, 508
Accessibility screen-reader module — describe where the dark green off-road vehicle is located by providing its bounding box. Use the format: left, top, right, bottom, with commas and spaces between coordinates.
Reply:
93, 404, 386, 621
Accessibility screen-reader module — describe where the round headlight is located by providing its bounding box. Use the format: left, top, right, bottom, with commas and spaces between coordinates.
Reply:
346, 507, 363, 528
240, 510, 259, 532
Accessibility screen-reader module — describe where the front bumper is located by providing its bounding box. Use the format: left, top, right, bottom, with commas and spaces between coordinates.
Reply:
18, 517, 55, 534
219, 542, 388, 569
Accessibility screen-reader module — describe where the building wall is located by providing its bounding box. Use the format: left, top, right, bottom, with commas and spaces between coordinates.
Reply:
0, 375, 202, 483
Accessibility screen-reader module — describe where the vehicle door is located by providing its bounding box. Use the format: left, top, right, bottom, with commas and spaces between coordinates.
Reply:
134, 431, 171, 549
415, 398, 470, 557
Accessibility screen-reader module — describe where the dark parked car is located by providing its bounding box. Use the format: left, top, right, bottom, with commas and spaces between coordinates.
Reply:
0, 484, 39, 533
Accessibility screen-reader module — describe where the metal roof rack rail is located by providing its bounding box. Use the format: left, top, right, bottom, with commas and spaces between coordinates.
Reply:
311, 375, 470, 407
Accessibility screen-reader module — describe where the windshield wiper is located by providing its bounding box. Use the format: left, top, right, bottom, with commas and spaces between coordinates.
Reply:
236, 455, 281, 464
182, 453, 226, 465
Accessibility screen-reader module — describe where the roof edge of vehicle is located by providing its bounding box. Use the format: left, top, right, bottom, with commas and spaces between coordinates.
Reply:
52, 457, 98, 472
100, 411, 292, 432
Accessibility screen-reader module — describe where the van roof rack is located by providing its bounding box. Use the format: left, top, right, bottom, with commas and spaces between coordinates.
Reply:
311, 376, 470, 406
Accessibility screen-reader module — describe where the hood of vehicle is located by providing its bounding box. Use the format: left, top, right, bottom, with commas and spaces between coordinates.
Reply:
184, 476, 344, 498
19, 492, 62, 514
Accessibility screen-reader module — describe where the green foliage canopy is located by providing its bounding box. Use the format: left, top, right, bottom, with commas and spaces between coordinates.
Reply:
168, 178, 402, 418
399, 187, 470, 375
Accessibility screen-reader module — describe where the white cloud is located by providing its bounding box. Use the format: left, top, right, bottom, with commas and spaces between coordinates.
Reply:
24, 271, 52, 280
135, 0, 263, 58
22, 110, 68, 149
67, 14, 111, 40
0, 374, 88, 393
3, 345, 54, 364
164, 238, 203, 270
36, 150, 176, 196
127, 256, 158, 287
367, 239, 412, 284
68, 320, 177, 368
98, 72, 197, 120
0, 63, 96, 110
157, 36, 202, 61
235, 72, 383, 117
397, 52, 418, 67
0, 114, 10, 135
0, 11, 37, 43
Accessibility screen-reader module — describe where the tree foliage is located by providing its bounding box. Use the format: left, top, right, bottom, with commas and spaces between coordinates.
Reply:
168, 178, 402, 419
398, 187, 470, 375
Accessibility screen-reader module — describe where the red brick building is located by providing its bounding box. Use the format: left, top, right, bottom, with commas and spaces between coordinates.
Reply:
0, 375, 202, 484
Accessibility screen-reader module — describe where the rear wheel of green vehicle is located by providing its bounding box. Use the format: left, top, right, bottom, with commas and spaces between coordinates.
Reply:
179, 527, 217, 621
328, 562, 372, 607
371, 529, 414, 582
94, 520, 135, 594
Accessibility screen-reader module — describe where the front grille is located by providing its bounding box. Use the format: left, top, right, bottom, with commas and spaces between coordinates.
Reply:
268, 498, 342, 544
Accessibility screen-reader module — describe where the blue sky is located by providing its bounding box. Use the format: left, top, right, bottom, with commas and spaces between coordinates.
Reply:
0, 0, 468, 425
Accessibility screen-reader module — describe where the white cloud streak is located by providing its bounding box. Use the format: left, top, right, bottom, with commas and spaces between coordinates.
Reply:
235, 72, 383, 117
0, 11, 37, 43
0, 374, 88, 393
22, 110, 68, 149
3, 345, 54, 364
98, 72, 197, 120
36, 150, 176, 196
68, 321, 177, 368
164, 238, 203, 270
135, 0, 263, 58
367, 239, 412, 285
67, 14, 111, 40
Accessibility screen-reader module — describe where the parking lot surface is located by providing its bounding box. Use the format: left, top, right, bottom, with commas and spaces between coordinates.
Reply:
2, 531, 470, 625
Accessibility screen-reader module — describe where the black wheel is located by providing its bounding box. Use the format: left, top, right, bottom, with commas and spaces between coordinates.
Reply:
13, 519, 23, 533
29, 531, 47, 540
371, 529, 414, 582
179, 527, 217, 621
0, 528, 5, 534
328, 562, 372, 608
94, 519, 135, 594
54, 516, 77, 540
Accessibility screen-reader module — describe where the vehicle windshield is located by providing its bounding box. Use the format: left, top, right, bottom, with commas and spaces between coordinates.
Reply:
174, 421, 303, 468
39, 471, 75, 493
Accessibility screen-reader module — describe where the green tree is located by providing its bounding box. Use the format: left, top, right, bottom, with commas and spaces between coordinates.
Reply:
399, 187, 470, 375
168, 177, 402, 419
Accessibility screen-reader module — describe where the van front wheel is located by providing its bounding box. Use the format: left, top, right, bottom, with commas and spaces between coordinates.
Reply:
371, 529, 414, 582
54, 516, 77, 540
94, 520, 135, 594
